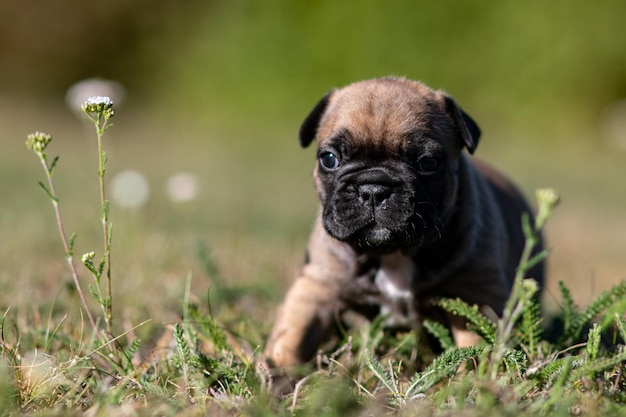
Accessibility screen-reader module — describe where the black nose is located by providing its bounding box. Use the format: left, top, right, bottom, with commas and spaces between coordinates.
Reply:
358, 184, 392, 208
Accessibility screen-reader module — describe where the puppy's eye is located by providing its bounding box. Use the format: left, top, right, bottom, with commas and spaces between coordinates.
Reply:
417, 156, 439, 172
319, 152, 340, 170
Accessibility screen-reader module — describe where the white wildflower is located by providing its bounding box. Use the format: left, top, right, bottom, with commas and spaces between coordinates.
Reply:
65, 78, 125, 116
81, 96, 115, 119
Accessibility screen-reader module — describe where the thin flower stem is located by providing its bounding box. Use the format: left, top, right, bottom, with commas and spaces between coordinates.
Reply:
488, 190, 559, 379
37, 154, 98, 332
96, 116, 113, 335
515, 233, 539, 282
488, 226, 539, 379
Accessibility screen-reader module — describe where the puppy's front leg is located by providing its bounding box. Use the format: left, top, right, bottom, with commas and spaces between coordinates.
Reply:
265, 268, 343, 367
447, 313, 484, 348
265, 219, 353, 368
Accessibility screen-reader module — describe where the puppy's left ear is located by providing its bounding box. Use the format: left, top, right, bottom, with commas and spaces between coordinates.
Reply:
444, 95, 481, 154
299, 91, 332, 148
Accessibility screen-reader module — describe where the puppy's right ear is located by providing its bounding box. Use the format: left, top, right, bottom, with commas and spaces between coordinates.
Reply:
443, 95, 481, 154
299, 92, 332, 148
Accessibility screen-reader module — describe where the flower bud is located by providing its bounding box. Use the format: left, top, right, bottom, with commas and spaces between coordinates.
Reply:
535, 188, 560, 229
25, 131, 52, 153
81, 251, 96, 264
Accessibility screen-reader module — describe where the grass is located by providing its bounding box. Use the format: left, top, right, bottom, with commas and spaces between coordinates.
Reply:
2, 100, 626, 416
3, 272, 626, 416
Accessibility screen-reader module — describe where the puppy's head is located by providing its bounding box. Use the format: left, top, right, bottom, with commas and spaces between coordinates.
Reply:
300, 77, 481, 254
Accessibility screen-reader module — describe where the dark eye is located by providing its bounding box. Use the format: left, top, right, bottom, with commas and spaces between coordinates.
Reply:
319, 152, 340, 170
417, 156, 440, 172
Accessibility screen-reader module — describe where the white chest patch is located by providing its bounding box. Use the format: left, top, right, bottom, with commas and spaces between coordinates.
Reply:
374, 252, 418, 327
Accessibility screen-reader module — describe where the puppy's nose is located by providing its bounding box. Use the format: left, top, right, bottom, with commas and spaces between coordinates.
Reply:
358, 184, 392, 208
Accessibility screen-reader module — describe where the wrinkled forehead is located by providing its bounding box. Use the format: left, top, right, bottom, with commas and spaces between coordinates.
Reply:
315, 80, 449, 151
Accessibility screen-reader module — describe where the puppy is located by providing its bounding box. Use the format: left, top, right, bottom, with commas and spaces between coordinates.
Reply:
265, 77, 543, 367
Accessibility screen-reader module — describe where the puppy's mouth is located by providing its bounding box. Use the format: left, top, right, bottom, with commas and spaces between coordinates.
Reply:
322, 190, 439, 254
363, 227, 392, 245
323, 207, 418, 254
355, 226, 398, 253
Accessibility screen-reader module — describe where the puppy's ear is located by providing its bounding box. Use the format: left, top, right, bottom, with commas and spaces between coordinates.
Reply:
444, 95, 481, 154
299, 92, 332, 148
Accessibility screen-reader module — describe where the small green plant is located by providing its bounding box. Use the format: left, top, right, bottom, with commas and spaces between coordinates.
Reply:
25, 131, 97, 332
81, 96, 116, 335
26, 97, 117, 337
487, 188, 560, 378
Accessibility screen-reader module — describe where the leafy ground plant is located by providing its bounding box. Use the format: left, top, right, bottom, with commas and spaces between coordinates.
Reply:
2, 105, 626, 416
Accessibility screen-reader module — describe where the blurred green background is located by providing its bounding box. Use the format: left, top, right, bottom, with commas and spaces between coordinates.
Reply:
2, 0, 626, 326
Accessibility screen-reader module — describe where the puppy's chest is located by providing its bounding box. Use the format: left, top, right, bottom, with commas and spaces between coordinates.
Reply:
371, 253, 419, 327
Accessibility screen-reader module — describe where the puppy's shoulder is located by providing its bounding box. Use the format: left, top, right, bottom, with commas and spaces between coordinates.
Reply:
466, 156, 529, 212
